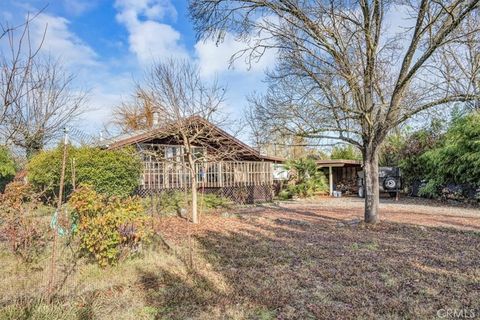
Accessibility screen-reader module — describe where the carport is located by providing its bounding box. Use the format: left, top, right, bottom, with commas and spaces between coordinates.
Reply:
317, 160, 363, 196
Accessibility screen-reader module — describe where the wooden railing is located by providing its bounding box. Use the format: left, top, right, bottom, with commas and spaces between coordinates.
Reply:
141, 161, 273, 190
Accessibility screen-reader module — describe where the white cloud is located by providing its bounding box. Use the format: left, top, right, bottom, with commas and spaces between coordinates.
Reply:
195, 32, 277, 78
115, 0, 187, 65
63, 0, 99, 16
30, 13, 98, 67
24, 12, 129, 134
194, 15, 279, 79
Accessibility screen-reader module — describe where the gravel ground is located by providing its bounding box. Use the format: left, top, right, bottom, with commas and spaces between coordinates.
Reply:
275, 196, 480, 231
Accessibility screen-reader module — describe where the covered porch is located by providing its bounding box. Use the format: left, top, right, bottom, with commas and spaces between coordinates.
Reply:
141, 160, 273, 190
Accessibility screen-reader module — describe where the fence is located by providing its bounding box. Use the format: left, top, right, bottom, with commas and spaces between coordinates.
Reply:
141, 161, 273, 190
139, 161, 274, 204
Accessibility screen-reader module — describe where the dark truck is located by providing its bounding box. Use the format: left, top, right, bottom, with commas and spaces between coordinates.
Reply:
357, 167, 401, 198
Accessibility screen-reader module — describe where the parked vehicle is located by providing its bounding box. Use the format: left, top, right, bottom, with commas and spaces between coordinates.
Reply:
357, 167, 401, 198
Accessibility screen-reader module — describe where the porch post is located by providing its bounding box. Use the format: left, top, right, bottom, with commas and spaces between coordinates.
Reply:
329, 166, 333, 196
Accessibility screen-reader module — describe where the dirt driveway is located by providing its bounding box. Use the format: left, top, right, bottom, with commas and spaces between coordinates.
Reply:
277, 196, 480, 231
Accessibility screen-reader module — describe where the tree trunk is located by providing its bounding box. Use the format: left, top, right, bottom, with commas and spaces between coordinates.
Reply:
191, 173, 198, 224
25, 139, 43, 159
363, 147, 380, 223
187, 150, 199, 224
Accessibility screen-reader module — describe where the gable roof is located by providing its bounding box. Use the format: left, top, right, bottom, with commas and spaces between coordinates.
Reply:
103, 116, 283, 162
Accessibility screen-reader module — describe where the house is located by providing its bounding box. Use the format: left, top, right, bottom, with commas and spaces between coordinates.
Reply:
103, 116, 283, 204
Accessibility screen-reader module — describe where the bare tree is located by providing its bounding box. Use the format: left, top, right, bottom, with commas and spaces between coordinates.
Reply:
2, 57, 86, 157
436, 10, 480, 111
1, 12, 46, 137
190, 0, 480, 223
113, 93, 157, 133
136, 59, 227, 224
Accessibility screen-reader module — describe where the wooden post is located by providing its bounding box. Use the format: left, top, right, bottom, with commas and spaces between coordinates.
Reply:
71, 158, 76, 191
329, 166, 333, 196
219, 162, 223, 187
48, 127, 68, 301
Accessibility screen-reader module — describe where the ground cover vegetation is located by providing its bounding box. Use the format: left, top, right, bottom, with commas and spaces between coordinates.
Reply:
1, 199, 478, 319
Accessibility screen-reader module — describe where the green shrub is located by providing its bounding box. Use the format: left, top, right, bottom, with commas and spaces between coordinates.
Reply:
28, 146, 142, 200
0, 147, 16, 192
418, 179, 441, 198
154, 191, 187, 215
149, 191, 231, 216
422, 112, 480, 187
282, 158, 328, 198
69, 186, 153, 267
330, 144, 362, 160
381, 113, 480, 197
201, 193, 231, 209
277, 189, 293, 200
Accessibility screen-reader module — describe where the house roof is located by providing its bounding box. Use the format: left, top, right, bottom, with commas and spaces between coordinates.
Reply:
102, 116, 284, 163
316, 159, 362, 167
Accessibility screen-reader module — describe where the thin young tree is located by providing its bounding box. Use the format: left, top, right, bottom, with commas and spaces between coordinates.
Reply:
2, 57, 86, 157
136, 59, 227, 224
190, 0, 480, 223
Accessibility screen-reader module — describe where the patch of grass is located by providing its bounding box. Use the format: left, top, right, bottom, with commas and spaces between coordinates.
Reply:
380, 272, 397, 288
144, 192, 232, 217
255, 307, 277, 320
0, 301, 79, 320
351, 241, 379, 251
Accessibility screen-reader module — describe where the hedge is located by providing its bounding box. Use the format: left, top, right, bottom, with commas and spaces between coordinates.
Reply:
27, 146, 142, 199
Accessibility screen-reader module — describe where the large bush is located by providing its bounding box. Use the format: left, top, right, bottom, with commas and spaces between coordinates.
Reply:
69, 186, 153, 267
0, 182, 48, 263
418, 112, 480, 198
28, 146, 142, 199
280, 158, 328, 199
0, 147, 16, 192
380, 112, 480, 200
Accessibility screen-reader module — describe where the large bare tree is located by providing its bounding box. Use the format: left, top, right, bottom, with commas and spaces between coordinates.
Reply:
1, 12, 46, 139
190, 0, 480, 223
134, 59, 227, 224
436, 10, 480, 111
1, 57, 86, 157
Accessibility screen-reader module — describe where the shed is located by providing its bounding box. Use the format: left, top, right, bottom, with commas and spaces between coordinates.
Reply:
316, 159, 363, 196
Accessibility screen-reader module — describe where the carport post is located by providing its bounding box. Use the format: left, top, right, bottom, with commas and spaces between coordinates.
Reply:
329, 166, 333, 196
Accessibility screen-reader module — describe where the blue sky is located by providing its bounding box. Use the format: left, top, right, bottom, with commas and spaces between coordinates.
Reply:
0, 0, 275, 140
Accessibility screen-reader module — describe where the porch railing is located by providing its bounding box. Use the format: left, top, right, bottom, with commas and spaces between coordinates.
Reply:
141, 161, 273, 190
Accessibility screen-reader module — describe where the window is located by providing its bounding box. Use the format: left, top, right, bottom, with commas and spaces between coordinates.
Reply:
140, 143, 163, 162
165, 146, 182, 162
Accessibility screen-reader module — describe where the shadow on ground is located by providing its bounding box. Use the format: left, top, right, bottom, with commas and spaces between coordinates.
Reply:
142, 206, 480, 319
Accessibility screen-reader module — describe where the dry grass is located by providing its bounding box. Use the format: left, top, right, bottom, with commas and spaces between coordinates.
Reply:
156, 201, 480, 319
0, 200, 479, 319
